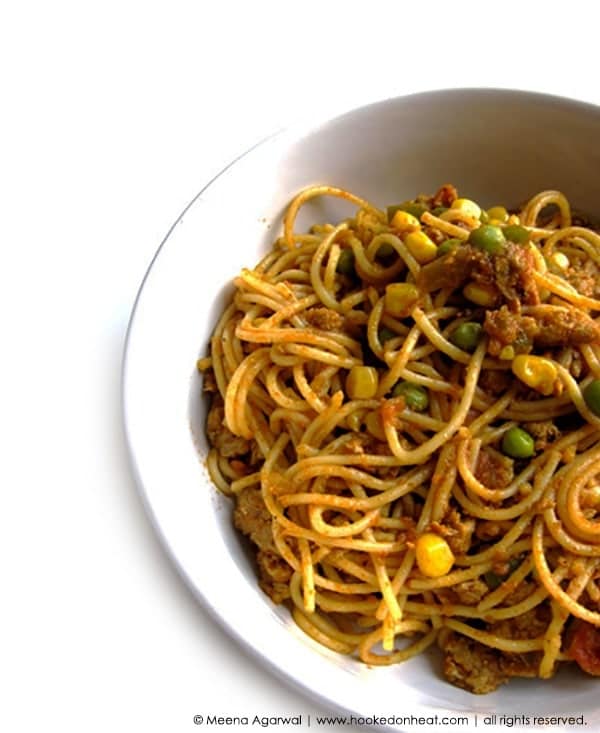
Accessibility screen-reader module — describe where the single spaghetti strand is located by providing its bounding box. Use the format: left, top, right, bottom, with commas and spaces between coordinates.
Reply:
384, 339, 485, 464
283, 184, 384, 250
533, 519, 600, 626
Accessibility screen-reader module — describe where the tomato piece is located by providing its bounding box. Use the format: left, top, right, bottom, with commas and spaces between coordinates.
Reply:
566, 620, 600, 676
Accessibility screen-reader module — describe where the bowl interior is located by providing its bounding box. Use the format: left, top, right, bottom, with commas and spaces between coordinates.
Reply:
125, 89, 600, 731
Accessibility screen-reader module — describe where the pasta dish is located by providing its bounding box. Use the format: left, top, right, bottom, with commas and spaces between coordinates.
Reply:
199, 184, 600, 693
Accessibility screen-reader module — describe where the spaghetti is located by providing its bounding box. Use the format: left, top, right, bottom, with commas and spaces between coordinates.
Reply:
200, 184, 600, 693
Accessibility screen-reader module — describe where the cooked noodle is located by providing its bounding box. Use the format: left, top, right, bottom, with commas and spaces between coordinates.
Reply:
200, 184, 600, 693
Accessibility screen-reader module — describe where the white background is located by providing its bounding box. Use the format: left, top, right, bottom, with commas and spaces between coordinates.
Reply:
2, 2, 600, 732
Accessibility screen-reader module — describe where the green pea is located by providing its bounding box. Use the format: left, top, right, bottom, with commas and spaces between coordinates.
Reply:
336, 248, 355, 276
392, 381, 429, 412
387, 201, 428, 222
449, 322, 482, 352
468, 224, 506, 254
386, 205, 402, 222
376, 242, 396, 259
484, 557, 523, 589
487, 206, 509, 223
483, 571, 502, 590
583, 379, 600, 416
479, 209, 490, 224
504, 224, 530, 245
436, 238, 462, 257
379, 327, 396, 343
501, 426, 535, 458
431, 206, 448, 217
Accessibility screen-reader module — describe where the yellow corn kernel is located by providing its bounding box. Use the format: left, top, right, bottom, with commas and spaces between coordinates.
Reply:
384, 282, 420, 318
507, 214, 521, 225
487, 206, 509, 222
451, 198, 482, 219
549, 251, 570, 271
462, 282, 497, 307
404, 231, 437, 264
346, 366, 379, 399
346, 410, 364, 432
391, 210, 421, 233
415, 533, 455, 578
511, 354, 558, 396
365, 410, 386, 440
499, 345, 515, 360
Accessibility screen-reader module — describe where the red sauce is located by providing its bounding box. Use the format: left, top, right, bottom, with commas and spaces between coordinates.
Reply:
566, 620, 600, 676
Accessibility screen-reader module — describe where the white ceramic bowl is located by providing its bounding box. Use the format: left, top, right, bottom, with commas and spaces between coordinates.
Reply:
123, 89, 600, 732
